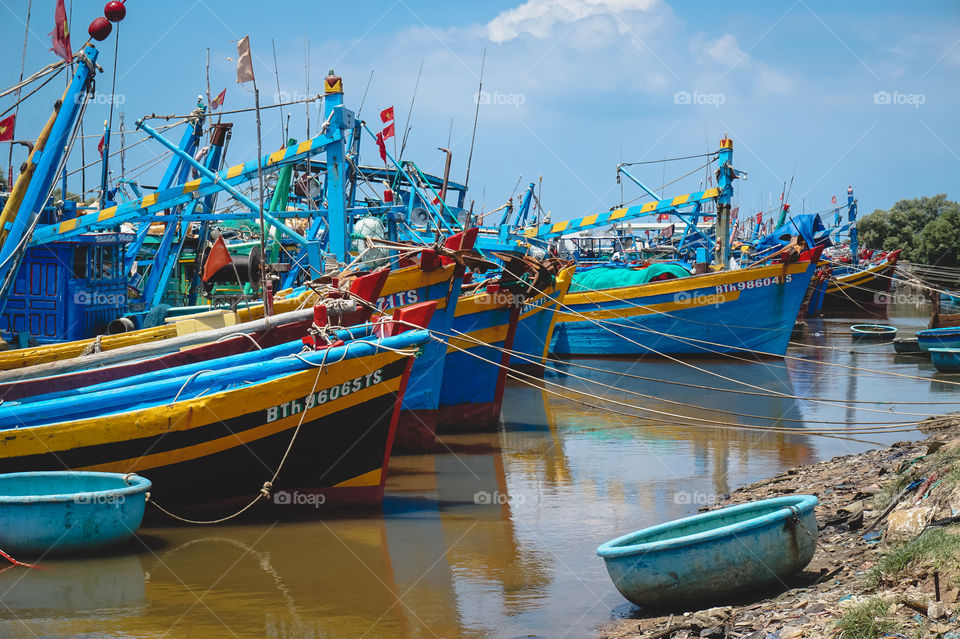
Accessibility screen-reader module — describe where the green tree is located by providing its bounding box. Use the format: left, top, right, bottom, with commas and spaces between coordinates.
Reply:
858, 194, 959, 266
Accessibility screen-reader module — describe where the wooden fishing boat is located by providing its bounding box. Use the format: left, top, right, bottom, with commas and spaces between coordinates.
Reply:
0, 269, 391, 401
917, 326, 960, 352
509, 261, 575, 374
551, 248, 823, 358
850, 324, 897, 340
929, 291, 960, 329
0, 472, 151, 555
596, 495, 818, 609
0, 313, 433, 514
817, 250, 900, 314
893, 337, 921, 354
929, 348, 960, 372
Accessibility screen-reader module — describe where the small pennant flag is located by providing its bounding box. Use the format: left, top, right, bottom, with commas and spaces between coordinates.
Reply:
0, 114, 15, 142
730, 206, 739, 219
755, 212, 762, 225
375, 132, 387, 163
380, 106, 395, 123
381, 121, 395, 140
236, 36, 255, 84
50, 0, 72, 61
97, 135, 105, 157
202, 235, 233, 282
831, 195, 837, 205
210, 88, 226, 110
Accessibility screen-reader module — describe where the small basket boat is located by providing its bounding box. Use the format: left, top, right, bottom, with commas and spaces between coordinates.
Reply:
917, 327, 960, 352
850, 324, 897, 340
597, 495, 818, 609
930, 348, 960, 372
0, 472, 151, 556
893, 337, 921, 354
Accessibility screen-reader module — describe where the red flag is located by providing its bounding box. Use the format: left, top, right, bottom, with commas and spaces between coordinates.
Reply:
380, 106, 394, 123
730, 206, 739, 220
657, 213, 670, 222
831, 195, 837, 205
210, 88, 226, 110
381, 122, 395, 140
0, 114, 15, 142
97, 135, 104, 157
755, 212, 762, 225
375, 132, 387, 163
202, 236, 233, 282
50, 0, 72, 61
661, 224, 674, 239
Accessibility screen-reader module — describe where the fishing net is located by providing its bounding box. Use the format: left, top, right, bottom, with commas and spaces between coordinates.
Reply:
570, 262, 691, 292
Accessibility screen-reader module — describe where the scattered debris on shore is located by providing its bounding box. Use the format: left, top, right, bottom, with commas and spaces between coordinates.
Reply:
598, 414, 960, 639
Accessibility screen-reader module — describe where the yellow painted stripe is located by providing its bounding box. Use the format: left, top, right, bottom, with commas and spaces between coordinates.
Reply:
447, 323, 510, 353
551, 221, 570, 234
142, 193, 158, 208
640, 201, 657, 213
557, 291, 741, 323
610, 209, 627, 220
297, 140, 313, 155
2, 350, 404, 459
183, 178, 202, 193
334, 468, 382, 488
58, 218, 77, 233
97, 207, 116, 222
705, 187, 720, 198
267, 149, 286, 165
565, 261, 810, 305
580, 214, 599, 227
671, 194, 690, 206
227, 163, 245, 179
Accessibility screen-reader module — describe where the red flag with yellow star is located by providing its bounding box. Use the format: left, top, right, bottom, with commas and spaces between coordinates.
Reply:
50, 0, 72, 61
0, 114, 15, 142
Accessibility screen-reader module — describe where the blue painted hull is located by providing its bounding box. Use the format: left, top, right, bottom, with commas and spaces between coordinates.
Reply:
552, 258, 819, 357
930, 348, 960, 372
510, 265, 574, 372
437, 293, 519, 431
917, 327, 960, 352
0, 471, 150, 555
597, 495, 818, 608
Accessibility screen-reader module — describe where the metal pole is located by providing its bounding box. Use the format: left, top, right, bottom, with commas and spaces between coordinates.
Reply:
254, 82, 269, 314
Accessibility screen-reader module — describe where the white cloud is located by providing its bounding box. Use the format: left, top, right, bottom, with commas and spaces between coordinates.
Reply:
486, 0, 663, 43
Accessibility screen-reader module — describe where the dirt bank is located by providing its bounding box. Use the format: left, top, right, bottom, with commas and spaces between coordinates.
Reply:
597, 415, 960, 639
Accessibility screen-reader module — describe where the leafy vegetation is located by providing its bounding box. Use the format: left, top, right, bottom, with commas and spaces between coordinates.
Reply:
835, 597, 893, 639
858, 194, 960, 266
867, 529, 960, 587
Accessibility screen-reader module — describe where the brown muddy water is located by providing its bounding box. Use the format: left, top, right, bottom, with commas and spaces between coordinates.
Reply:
1, 304, 955, 638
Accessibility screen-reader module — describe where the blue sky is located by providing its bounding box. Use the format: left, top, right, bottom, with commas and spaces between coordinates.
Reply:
2, 0, 958, 223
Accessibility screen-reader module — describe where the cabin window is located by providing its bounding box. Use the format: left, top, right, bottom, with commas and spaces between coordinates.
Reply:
92, 247, 102, 278
73, 246, 89, 279
102, 246, 115, 278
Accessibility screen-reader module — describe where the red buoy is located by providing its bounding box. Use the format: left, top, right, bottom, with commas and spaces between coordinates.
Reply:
88, 16, 112, 41
104, 0, 126, 22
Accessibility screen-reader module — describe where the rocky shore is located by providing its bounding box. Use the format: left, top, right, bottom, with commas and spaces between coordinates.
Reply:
597, 416, 960, 639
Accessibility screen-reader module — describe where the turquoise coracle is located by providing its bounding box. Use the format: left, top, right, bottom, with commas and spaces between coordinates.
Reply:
597, 495, 818, 609
0, 472, 151, 556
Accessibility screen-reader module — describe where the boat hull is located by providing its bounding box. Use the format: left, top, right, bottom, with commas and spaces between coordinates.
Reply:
917, 327, 960, 352
930, 348, 960, 372
815, 252, 899, 314
0, 337, 424, 513
552, 259, 818, 358
0, 471, 151, 555
597, 495, 818, 609
437, 292, 520, 432
510, 265, 574, 374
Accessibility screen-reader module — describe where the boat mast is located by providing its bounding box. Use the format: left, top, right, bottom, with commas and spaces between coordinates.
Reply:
715, 137, 734, 267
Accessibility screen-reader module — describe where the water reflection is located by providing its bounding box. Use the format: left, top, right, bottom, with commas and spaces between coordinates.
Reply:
0, 307, 952, 638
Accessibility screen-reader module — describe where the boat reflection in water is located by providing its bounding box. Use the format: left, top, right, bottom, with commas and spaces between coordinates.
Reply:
2, 319, 942, 638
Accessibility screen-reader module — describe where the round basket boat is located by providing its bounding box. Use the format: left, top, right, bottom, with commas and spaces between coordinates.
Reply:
850, 324, 897, 340
597, 495, 818, 609
0, 472, 151, 556
893, 337, 921, 354
917, 327, 960, 352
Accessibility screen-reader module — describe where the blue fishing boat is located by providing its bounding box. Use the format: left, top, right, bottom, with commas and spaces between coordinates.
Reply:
929, 348, 960, 372
551, 250, 822, 357
850, 324, 897, 340
597, 495, 818, 608
0, 471, 150, 555
917, 326, 960, 352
